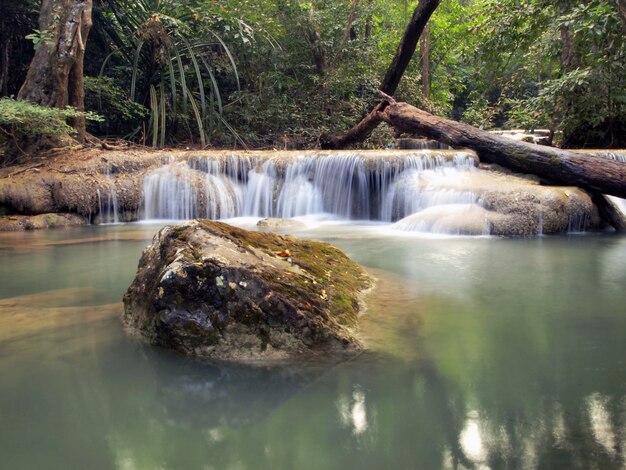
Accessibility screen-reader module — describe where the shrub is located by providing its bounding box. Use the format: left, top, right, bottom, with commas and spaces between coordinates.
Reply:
0, 98, 103, 164
0, 97, 102, 140
84, 76, 147, 136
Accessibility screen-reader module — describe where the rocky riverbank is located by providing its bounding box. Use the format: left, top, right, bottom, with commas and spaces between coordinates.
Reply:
1, 147, 623, 235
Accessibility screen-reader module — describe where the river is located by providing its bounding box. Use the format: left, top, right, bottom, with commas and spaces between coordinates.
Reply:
0, 221, 625, 469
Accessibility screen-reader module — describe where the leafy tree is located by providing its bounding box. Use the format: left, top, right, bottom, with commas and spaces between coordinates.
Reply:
18, 0, 93, 143
439, 0, 626, 147
94, 0, 252, 146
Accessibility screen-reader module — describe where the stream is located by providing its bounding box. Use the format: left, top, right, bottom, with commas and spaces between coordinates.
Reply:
0, 221, 625, 469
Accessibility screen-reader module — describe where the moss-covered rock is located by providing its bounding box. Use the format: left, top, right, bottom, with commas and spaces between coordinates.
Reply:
123, 220, 371, 361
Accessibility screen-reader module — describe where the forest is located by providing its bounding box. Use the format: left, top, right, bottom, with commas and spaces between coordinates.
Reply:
2, 2, 626, 469
1, 0, 625, 162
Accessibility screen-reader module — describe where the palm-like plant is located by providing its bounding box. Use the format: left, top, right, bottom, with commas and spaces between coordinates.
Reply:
95, 0, 249, 147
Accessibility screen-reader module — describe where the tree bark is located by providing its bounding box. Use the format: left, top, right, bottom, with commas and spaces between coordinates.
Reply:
560, 26, 573, 70
377, 99, 626, 200
304, 8, 327, 76
337, 0, 359, 55
17, 0, 92, 140
0, 39, 9, 97
364, 0, 373, 41
617, 0, 626, 30
307, 27, 327, 75
420, 23, 430, 100
320, 0, 440, 149
68, 0, 92, 142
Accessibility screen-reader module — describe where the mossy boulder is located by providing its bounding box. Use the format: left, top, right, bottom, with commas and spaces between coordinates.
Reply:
123, 220, 371, 361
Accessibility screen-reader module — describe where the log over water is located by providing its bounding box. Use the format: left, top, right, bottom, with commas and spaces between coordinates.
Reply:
378, 100, 626, 200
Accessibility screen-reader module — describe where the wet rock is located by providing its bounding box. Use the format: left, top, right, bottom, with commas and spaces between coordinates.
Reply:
257, 218, 307, 232
123, 220, 371, 361
393, 169, 600, 236
0, 213, 87, 231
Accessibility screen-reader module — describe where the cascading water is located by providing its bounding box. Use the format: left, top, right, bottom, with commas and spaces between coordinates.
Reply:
141, 151, 481, 230
593, 151, 626, 217
143, 163, 200, 220
96, 163, 120, 224
381, 154, 478, 222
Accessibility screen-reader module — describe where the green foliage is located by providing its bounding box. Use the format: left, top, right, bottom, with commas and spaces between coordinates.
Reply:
0, 97, 102, 140
461, 92, 495, 129
24, 28, 55, 51
84, 76, 147, 136
36, 0, 620, 149
95, 0, 252, 147
441, 0, 626, 146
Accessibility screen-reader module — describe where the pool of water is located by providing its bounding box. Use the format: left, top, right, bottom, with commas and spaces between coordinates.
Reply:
1, 222, 625, 469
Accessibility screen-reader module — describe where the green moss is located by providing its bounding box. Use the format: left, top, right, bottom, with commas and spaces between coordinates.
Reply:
194, 220, 370, 326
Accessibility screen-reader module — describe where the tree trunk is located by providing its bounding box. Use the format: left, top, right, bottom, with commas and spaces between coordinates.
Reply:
377, 99, 626, 200
560, 26, 573, 70
617, 0, 626, 30
17, 0, 92, 141
67, 0, 92, 143
338, 0, 359, 53
320, 0, 440, 149
379, 0, 439, 95
364, 0, 373, 41
420, 23, 430, 100
0, 39, 9, 97
304, 8, 327, 76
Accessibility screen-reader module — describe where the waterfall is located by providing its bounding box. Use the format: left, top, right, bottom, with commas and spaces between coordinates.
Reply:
381, 155, 478, 222
97, 163, 120, 224
141, 151, 480, 224
387, 138, 452, 150
143, 163, 199, 220
242, 161, 277, 217
594, 152, 626, 217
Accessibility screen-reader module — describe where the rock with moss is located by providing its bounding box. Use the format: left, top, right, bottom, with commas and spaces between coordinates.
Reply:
123, 220, 371, 361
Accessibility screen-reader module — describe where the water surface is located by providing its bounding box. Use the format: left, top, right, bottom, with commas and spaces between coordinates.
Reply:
0, 223, 625, 469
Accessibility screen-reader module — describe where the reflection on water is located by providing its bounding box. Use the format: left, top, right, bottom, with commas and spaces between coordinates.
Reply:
0, 224, 625, 469
337, 388, 370, 437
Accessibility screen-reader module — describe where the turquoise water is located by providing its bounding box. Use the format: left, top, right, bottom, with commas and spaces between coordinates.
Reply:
0, 223, 625, 469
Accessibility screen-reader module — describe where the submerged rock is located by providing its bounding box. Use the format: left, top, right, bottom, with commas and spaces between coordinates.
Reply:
256, 218, 307, 232
123, 220, 371, 360
0, 213, 87, 231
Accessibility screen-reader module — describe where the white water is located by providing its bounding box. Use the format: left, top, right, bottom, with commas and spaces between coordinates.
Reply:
141, 152, 479, 226
139, 150, 626, 234
96, 163, 120, 224
596, 151, 626, 217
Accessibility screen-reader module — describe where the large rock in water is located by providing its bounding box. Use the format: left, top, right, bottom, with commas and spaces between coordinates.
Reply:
123, 220, 371, 360
392, 167, 602, 236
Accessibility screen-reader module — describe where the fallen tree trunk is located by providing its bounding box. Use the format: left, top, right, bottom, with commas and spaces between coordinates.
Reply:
377, 98, 626, 200
320, 0, 440, 149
